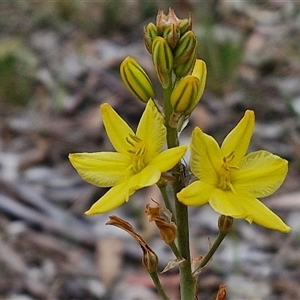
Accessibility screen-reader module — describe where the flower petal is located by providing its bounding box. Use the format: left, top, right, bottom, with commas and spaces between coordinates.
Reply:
190, 127, 220, 184
240, 195, 291, 233
101, 103, 134, 153
177, 180, 214, 206
232, 150, 288, 197
221, 110, 254, 165
69, 152, 131, 187
149, 145, 188, 172
136, 100, 166, 162
85, 179, 131, 214
209, 189, 246, 218
129, 166, 161, 188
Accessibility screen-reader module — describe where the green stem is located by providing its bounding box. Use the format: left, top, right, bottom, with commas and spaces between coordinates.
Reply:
193, 230, 228, 275
168, 241, 183, 260
163, 76, 195, 300
173, 183, 195, 300
159, 185, 176, 223
149, 271, 170, 300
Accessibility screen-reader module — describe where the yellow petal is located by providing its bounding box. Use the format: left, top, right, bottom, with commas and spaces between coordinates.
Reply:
149, 145, 188, 172
101, 103, 134, 153
221, 110, 254, 165
69, 152, 131, 187
177, 180, 214, 206
232, 150, 288, 198
240, 195, 291, 233
85, 179, 131, 214
129, 167, 161, 189
190, 127, 221, 184
136, 100, 166, 162
209, 189, 246, 218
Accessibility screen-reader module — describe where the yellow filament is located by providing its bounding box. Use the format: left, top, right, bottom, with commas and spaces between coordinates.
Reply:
126, 134, 147, 173
217, 152, 238, 193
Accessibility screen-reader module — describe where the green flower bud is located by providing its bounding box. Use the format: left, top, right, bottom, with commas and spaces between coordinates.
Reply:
120, 56, 155, 103
174, 44, 197, 78
170, 75, 200, 115
152, 36, 173, 88
163, 24, 180, 49
173, 31, 197, 68
170, 59, 207, 126
144, 22, 158, 54
178, 15, 192, 35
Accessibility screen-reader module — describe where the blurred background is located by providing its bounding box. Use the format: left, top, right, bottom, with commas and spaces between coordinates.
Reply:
1, 1, 300, 299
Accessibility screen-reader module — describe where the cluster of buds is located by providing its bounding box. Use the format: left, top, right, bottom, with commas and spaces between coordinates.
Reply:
144, 8, 207, 128
144, 7, 197, 82
119, 7, 207, 130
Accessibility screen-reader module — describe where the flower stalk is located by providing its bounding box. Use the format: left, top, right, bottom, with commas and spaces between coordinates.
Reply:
162, 77, 196, 299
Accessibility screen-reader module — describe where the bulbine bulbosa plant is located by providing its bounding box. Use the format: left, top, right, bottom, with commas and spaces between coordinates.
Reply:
69, 8, 290, 300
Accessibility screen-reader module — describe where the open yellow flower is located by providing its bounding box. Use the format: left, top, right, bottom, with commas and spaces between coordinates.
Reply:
69, 100, 187, 214
177, 110, 290, 232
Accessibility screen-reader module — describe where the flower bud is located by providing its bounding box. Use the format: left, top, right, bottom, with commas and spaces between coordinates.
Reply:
218, 215, 234, 234
152, 36, 173, 88
174, 44, 197, 78
178, 15, 192, 35
144, 22, 158, 54
190, 59, 207, 109
163, 24, 180, 49
170, 75, 200, 115
173, 31, 197, 67
170, 60, 207, 128
120, 56, 155, 103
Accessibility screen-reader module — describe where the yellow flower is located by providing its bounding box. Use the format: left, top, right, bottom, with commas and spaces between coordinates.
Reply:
69, 100, 187, 214
177, 110, 290, 233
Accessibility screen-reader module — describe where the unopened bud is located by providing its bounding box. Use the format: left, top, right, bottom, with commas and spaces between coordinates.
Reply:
170, 75, 200, 115
174, 45, 197, 78
178, 15, 192, 35
218, 215, 234, 234
163, 24, 180, 49
190, 59, 207, 109
144, 22, 158, 54
152, 36, 173, 88
120, 56, 155, 103
173, 31, 197, 67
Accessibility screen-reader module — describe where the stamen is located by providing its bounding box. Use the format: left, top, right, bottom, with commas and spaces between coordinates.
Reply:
217, 151, 238, 191
126, 133, 147, 173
